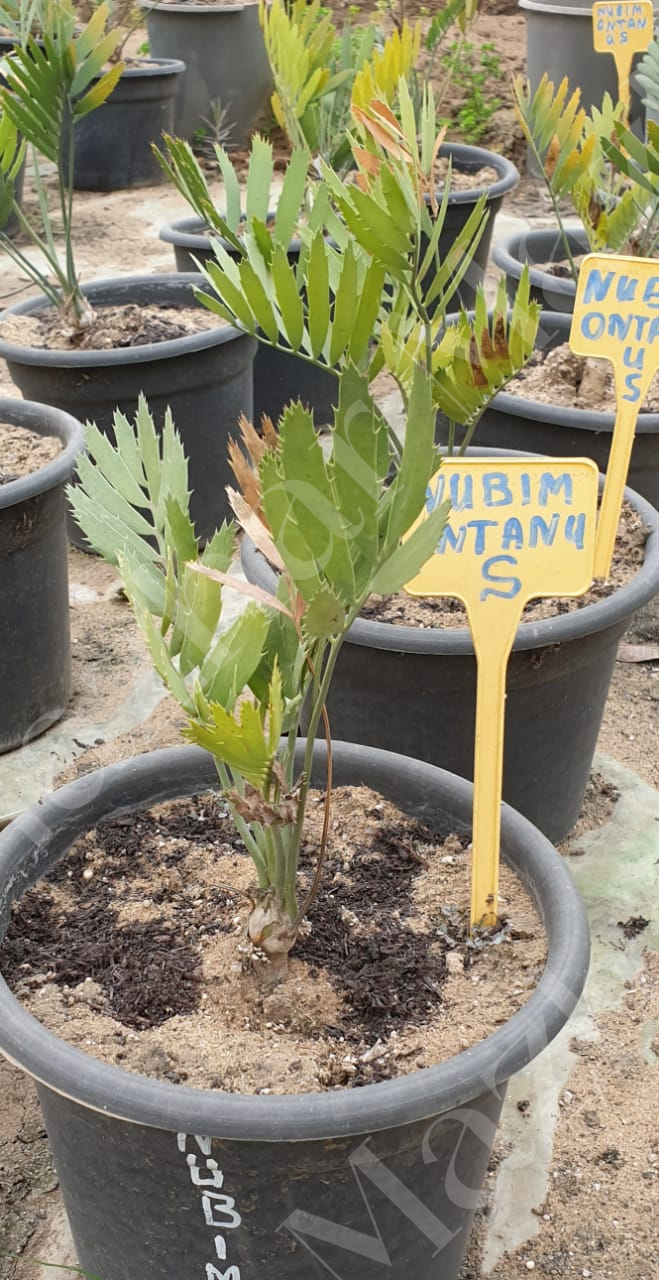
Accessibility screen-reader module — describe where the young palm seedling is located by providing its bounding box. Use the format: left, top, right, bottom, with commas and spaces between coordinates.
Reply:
0, 0, 123, 330
70, 371, 449, 979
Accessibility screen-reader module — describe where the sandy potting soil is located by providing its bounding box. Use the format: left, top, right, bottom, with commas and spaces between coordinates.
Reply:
0, 785, 545, 1096
0, 424, 61, 484
0, 303, 223, 353
507, 342, 659, 415
363, 501, 650, 628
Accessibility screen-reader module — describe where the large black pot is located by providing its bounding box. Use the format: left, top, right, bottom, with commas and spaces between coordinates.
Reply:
492, 225, 589, 314
141, 1, 272, 144
448, 310, 659, 507
159, 215, 339, 427
0, 398, 83, 753
0, 274, 257, 543
72, 58, 186, 191
430, 142, 519, 310
0, 741, 589, 1280
242, 459, 659, 844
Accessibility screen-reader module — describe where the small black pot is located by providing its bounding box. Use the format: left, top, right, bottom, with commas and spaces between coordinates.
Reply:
456, 310, 659, 508
0, 274, 257, 543
0, 741, 589, 1280
0, 398, 83, 753
242, 455, 659, 844
430, 142, 519, 310
71, 58, 186, 192
160, 215, 339, 427
492, 225, 589, 314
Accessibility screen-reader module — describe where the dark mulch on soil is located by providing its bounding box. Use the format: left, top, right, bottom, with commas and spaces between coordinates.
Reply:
0, 795, 464, 1054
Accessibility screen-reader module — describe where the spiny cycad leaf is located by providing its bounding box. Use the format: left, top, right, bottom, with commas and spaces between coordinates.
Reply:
513, 73, 590, 191
185, 698, 275, 789
303, 587, 347, 639
370, 498, 450, 595
200, 604, 272, 709
351, 21, 421, 112
637, 36, 659, 115
432, 272, 540, 426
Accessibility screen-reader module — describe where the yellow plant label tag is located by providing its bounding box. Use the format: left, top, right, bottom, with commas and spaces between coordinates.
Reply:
570, 251, 658, 576
404, 458, 599, 928
592, 0, 653, 119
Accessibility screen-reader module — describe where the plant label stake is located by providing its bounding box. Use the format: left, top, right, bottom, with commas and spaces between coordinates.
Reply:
404, 458, 599, 928
570, 251, 659, 577
592, 0, 653, 124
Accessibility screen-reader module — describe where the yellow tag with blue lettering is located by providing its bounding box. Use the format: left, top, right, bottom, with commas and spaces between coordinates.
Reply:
592, 0, 653, 121
570, 251, 658, 576
404, 458, 599, 928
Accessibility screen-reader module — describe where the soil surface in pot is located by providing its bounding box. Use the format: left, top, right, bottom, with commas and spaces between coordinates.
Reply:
0, 422, 61, 482
433, 158, 499, 191
0, 303, 223, 352
363, 501, 648, 628
0, 785, 545, 1096
508, 343, 659, 414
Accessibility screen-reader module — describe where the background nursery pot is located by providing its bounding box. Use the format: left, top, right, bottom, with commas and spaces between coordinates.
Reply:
159, 214, 338, 425
142, 1, 272, 144
0, 398, 83, 752
429, 142, 519, 310
71, 58, 186, 192
448, 311, 659, 507
243, 459, 659, 844
0, 741, 590, 1280
0, 274, 256, 543
492, 226, 589, 315
519, 0, 646, 155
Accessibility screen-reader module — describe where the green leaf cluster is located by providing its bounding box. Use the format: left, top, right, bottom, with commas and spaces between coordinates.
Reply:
0, 0, 123, 326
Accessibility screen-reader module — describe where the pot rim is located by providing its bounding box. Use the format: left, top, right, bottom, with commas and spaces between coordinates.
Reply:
435, 140, 519, 205
0, 741, 589, 1140
491, 225, 587, 300
140, 1, 262, 13
114, 56, 186, 77
242, 453, 659, 657
159, 213, 305, 257
0, 274, 245, 368
492, 306, 659, 431
0, 397, 84, 509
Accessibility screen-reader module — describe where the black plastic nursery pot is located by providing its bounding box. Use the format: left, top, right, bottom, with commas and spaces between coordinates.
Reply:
141, 1, 272, 144
160, 215, 339, 426
452, 310, 659, 508
429, 142, 519, 310
492, 225, 589, 314
0, 740, 590, 1280
0, 274, 257, 543
71, 58, 186, 192
0, 398, 83, 753
242, 458, 659, 845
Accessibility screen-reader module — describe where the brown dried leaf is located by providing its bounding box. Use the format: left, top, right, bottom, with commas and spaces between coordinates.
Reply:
480, 327, 496, 360
260, 414, 279, 448
239, 413, 268, 465
353, 145, 380, 176
227, 784, 299, 827
544, 134, 561, 180
227, 488, 287, 574
188, 562, 295, 619
228, 438, 261, 512
493, 314, 508, 359
469, 335, 488, 387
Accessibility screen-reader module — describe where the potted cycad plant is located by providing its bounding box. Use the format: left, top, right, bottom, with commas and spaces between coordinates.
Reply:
0, 386, 591, 1280
494, 71, 659, 313
489, 71, 659, 505
258, 0, 518, 308
0, 0, 255, 542
166, 81, 659, 841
